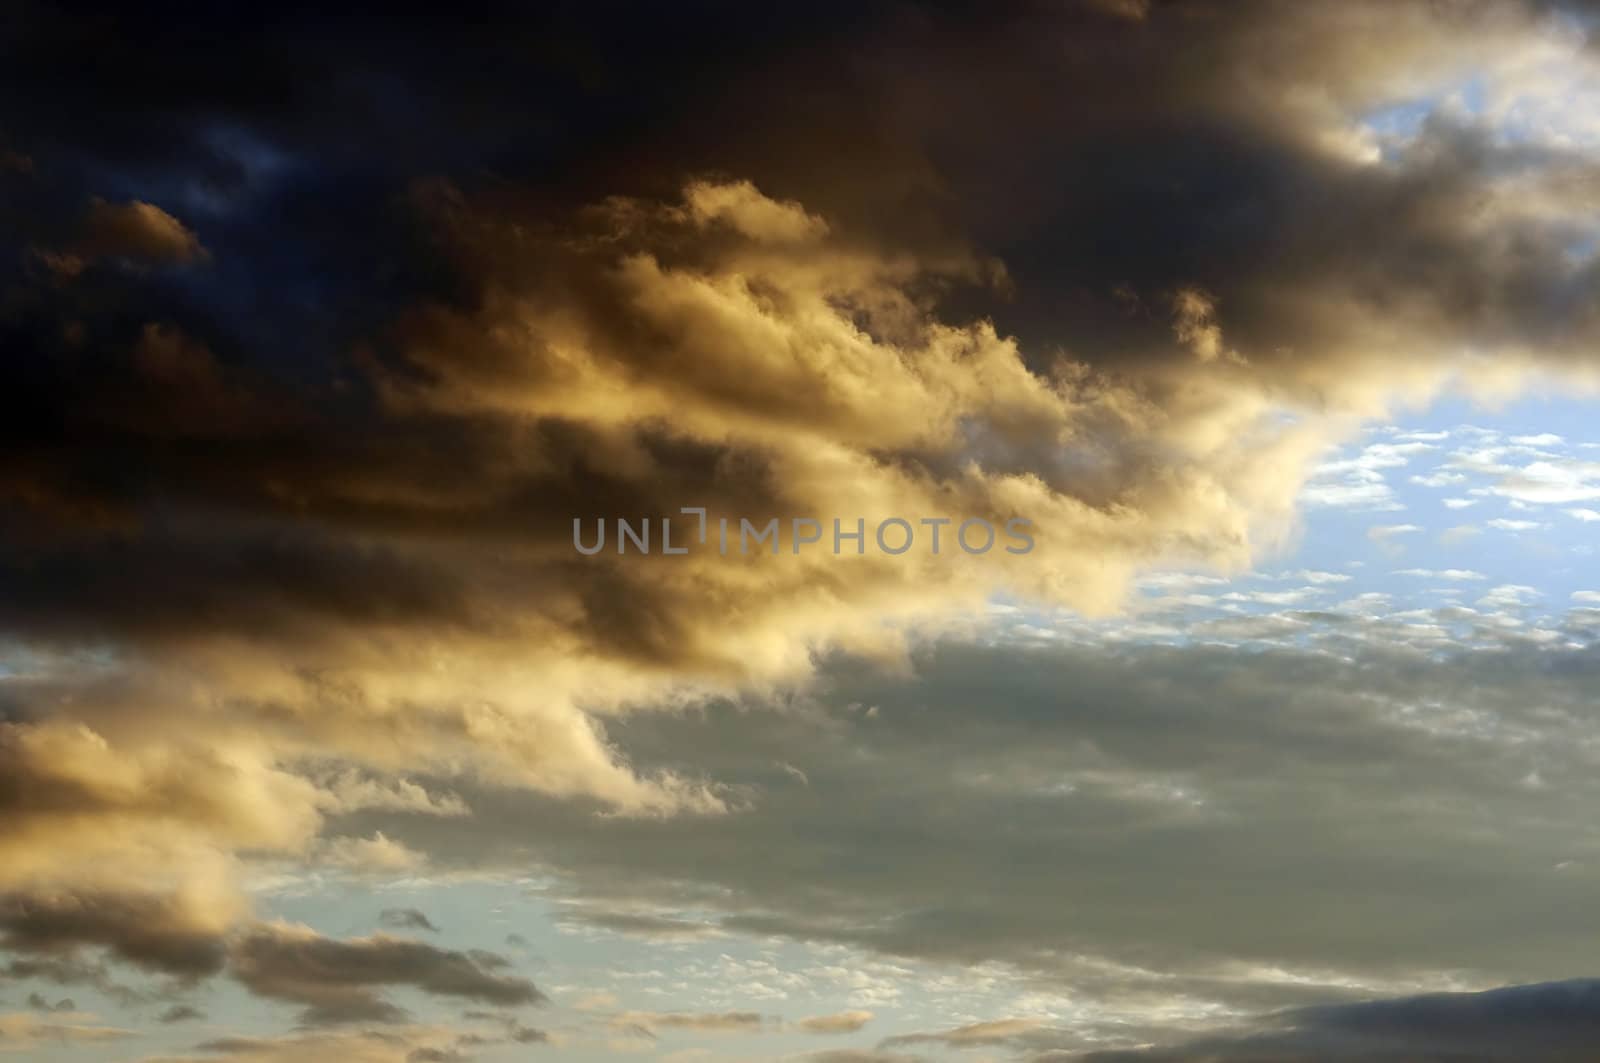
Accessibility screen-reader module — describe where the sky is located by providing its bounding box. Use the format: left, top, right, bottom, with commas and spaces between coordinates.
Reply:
8, 1, 1600, 1060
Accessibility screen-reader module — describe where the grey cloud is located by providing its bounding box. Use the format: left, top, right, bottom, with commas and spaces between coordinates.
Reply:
794, 1052, 926, 1063
378, 908, 439, 934
341, 630, 1600, 1040
556, 907, 718, 941
183, 1029, 438, 1063
0, 954, 145, 1007
25, 991, 75, 1012
159, 1004, 206, 1023
796, 1010, 874, 1035
0, 890, 227, 979
616, 1010, 767, 1033
228, 923, 545, 1026
1069, 978, 1600, 1061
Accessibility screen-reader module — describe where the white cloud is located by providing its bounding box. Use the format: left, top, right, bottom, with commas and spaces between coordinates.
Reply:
1367, 524, 1421, 541
1490, 460, 1600, 504
1301, 442, 1436, 510
1438, 525, 1480, 545
1476, 585, 1540, 610
1393, 569, 1487, 581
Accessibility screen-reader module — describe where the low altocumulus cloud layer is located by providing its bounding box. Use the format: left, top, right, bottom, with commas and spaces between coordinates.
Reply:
5, 0, 1600, 1056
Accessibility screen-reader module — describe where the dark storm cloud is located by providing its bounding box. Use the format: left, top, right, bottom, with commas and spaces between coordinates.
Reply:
3, 0, 1597, 676
2, 0, 1595, 395
0, 0, 1593, 750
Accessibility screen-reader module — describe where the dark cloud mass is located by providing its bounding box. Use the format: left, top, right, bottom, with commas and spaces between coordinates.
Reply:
4, 0, 1600, 1057
1069, 978, 1600, 1061
228, 923, 545, 1026
0, 889, 227, 979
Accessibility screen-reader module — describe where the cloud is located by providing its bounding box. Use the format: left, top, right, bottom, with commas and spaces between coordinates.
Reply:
0, 169, 1359, 997
378, 909, 439, 934
0, 1011, 132, 1048
314, 833, 425, 873
24, 991, 74, 1012
883, 1018, 1046, 1049
0, 954, 144, 1006
158, 1004, 206, 1023
228, 923, 545, 1026
1487, 460, 1600, 504
404, 1050, 468, 1063
557, 906, 719, 942
1438, 523, 1481, 545
1071, 978, 1600, 1061
614, 1010, 768, 1034
1393, 567, 1487, 580
150, 1027, 470, 1063
0, 887, 230, 979
507, 1023, 549, 1044
795, 1010, 874, 1035
1171, 288, 1240, 364
79, 199, 206, 263
35, 198, 208, 276
1086, 0, 1151, 21
1367, 524, 1421, 541
0, 718, 323, 880
680, 179, 831, 243
6, 1, 1600, 1055
329, 625, 1600, 1047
